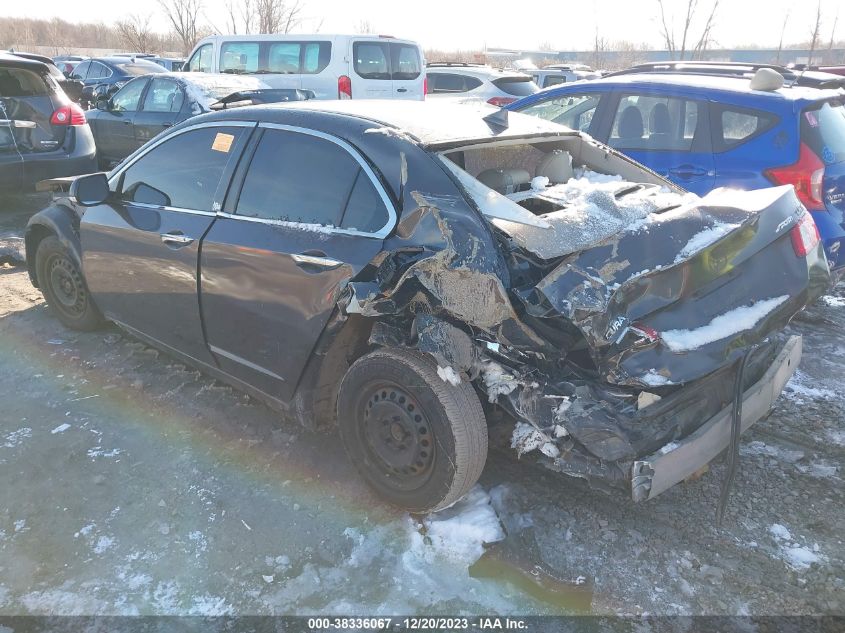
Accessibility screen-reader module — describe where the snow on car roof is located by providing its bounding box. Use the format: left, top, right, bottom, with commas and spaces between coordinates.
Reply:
275, 100, 576, 146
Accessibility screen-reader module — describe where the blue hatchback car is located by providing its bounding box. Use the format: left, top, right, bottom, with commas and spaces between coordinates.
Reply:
508, 73, 845, 271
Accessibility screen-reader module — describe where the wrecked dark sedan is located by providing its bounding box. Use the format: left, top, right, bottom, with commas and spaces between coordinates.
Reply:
24, 101, 830, 512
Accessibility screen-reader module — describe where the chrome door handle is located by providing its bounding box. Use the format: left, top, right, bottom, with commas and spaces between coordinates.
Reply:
160, 233, 194, 245
291, 253, 343, 268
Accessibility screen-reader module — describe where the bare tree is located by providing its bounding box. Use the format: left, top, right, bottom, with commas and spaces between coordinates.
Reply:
225, 0, 255, 34
592, 27, 608, 70
776, 10, 791, 64
355, 20, 374, 35
656, 0, 719, 60
254, 0, 303, 34
807, 1, 823, 66
826, 11, 839, 63
116, 14, 154, 53
158, 0, 203, 54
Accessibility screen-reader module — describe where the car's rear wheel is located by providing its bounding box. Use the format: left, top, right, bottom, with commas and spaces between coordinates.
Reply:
337, 348, 487, 513
35, 236, 104, 331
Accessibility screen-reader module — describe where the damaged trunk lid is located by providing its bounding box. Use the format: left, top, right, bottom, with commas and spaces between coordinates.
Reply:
505, 182, 830, 387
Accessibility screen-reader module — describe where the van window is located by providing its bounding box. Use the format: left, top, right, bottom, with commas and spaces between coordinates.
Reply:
221, 42, 259, 73
354, 42, 390, 80
187, 44, 213, 73
353, 41, 422, 81
391, 43, 421, 80
220, 41, 331, 75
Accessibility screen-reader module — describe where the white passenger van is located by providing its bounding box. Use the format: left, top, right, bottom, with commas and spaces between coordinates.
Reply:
184, 34, 425, 100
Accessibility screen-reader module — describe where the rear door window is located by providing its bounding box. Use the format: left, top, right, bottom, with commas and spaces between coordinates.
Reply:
237, 128, 389, 232
801, 100, 845, 164
492, 77, 539, 96
143, 78, 184, 113
120, 126, 244, 210
353, 42, 390, 80
429, 73, 467, 93
221, 42, 259, 74
712, 105, 778, 152
609, 94, 703, 151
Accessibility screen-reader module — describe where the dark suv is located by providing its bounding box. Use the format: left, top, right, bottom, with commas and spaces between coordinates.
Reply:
0, 53, 96, 190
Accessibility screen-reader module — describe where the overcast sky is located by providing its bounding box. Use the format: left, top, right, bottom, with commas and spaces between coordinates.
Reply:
8, 0, 841, 51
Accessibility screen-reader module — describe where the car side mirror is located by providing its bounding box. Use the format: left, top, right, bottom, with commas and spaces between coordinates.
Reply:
70, 173, 110, 206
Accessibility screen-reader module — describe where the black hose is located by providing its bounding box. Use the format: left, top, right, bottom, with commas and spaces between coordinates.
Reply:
717, 346, 756, 526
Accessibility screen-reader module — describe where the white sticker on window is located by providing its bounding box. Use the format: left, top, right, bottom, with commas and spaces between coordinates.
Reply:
211, 132, 235, 153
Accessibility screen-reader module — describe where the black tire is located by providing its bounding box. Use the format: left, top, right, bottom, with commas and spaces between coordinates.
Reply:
337, 348, 487, 513
35, 236, 104, 331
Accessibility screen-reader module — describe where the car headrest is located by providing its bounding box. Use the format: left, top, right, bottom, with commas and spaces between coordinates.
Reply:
619, 105, 644, 140
649, 103, 671, 136
476, 168, 531, 194
535, 150, 573, 184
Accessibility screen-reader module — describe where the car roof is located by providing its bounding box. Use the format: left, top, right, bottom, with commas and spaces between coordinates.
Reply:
0, 52, 50, 72
204, 100, 575, 147
544, 72, 844, 103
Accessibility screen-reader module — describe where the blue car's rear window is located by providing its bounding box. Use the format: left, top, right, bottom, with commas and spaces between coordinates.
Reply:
801, 99, 845, 164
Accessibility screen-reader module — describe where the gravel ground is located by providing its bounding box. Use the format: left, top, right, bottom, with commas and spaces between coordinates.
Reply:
0, 194, 842, 616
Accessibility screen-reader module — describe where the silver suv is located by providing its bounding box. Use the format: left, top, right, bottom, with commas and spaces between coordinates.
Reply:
425, 62, 539, 106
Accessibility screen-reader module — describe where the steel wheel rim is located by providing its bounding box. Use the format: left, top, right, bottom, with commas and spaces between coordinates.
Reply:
359, 383, 436, 492
47, 254, 86, 318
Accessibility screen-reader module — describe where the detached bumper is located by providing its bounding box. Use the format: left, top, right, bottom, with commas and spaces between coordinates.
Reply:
630, 335, 802, 502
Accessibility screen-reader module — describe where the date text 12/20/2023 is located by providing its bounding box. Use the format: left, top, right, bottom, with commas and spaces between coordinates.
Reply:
307, 617, 529, 630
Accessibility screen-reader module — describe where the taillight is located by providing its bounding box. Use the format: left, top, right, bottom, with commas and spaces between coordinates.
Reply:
790, 211, 821, 257
423, 77, 429, 96
764, 142, 826, 211
487, 96, 516, 107
50, 103, 86, 126
338, 75, 352, 100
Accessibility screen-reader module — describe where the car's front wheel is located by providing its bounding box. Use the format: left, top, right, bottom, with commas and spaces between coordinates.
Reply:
337, 348, 488, 513
35, 236, 104, 331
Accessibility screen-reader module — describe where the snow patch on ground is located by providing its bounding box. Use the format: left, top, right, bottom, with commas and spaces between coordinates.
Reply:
784, 371, 839, 404
661, 296, 789, 352
436, 366, 461, 386
3, 428, 32, 448
769, 523, 826, 571
795, 460, 839, 479
674, 222, 739, 262
51, 423, 71, 434
820, 295, 845, 308
826, 429, 845, 447
93, 535, 115, 554
740, 440, 804, 463
421, 487, 505, 564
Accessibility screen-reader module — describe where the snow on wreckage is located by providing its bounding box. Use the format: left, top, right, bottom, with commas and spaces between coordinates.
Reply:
326, 101, 830, 502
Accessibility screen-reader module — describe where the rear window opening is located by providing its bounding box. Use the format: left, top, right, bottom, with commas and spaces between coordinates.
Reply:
801, 99, 845, 164
353, 41, 421, 81
491, 76, 539, 97
0, 68, 52, 97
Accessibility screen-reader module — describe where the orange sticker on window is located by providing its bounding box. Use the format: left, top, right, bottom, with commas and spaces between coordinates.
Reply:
211, 132, 234, 152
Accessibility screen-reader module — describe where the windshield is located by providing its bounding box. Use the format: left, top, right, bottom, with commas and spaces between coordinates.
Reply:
802, 99, 845, 164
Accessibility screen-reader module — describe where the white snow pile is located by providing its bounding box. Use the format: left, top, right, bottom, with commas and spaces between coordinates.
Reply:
641, 369, 673, 387
421, 486, 506, 564
661, 295, 789, 352
180, 74, 271, 112
437, 366, 462, 386
479, 361, 520, 403
51, 423, 71, 435
659, 441, 681, 455
511, 422, 559, 458
3, 427, 32, 449
493, 169, 698, 259
820, 294, 845, 308
259, 486, 524, 614
768, 523, 826, 571
674, 222, 740, 263
0, 233, 25, 263
740, 440, 804, 463
795, 460, 840, 479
